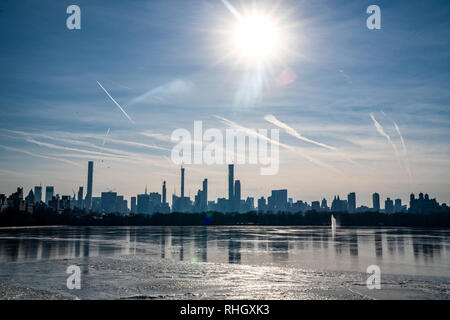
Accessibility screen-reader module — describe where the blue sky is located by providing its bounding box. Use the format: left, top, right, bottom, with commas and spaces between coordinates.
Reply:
0, 0, 449, 207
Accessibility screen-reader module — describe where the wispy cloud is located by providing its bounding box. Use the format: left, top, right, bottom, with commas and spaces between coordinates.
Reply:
265, 114, 364, 167
26, 137, 131, 159
0, 144, 81, 167
382, 112, 413, 180
369, 112, 411, 178
264, 114, 336, 150
214, 115, 345, 176
129, 79, 193, 106
370, 113, 400, 156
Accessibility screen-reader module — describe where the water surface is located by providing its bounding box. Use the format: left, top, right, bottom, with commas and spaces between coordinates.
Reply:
0, 226, 449, 299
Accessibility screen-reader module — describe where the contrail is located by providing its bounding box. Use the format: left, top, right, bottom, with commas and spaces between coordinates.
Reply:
97, 81, 135, 124
215, 115, 345, 176
26, 137, 130, 159
0, 144, 81, 167
220, 0, 242, 20
264, 114, 337, 151
381, 111, 412, 180
393, 121, 412, 179
98, 128, 110, 162
265, 114, 362, 167
370, 112, 404, 170
102, 128, 110, 147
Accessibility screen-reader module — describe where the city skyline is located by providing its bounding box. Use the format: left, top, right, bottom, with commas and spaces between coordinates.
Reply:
2, 160, 447, 215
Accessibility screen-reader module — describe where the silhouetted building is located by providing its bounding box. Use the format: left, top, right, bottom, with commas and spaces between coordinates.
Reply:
394, 199, 403, 213
258, 197, 267, 213
162, 181, 167, 204
331, 196, 348, 212
91, 197, 101, 212
385, 197, 394, 214
321, 198, 329, 211
373, 193, 380, 212
77, 187, 84, 208
116, 195, 127, 214
101, 192, 117, 213
409, 193, 442, 214
311, 201, 320, 211
348, 192, 356, 213
228, 164, 234, 212
34, 186, 42, 203
268, 189, 287, 213
149, 192, 161, 213
234, 180, 241, 212
25, 189, 35, 203
202, 179, 208, 212
45, 186, 54, 204
131, 196, 137, 213
181, 167, 185, 199
137, 192, 150, 214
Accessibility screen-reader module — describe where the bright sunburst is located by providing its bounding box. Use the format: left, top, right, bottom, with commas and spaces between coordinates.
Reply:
233, 15, 281, 62
214, 0, 299, 106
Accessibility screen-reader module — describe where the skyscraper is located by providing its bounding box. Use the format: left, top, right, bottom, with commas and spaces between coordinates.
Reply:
373, 193, 380, 212
385, 197, 394, 214
77, 186, 84, 208
101, 191, 117, 213
181, 167, 185, 199
234, 180, 241, 212
394, 198, 402, 213
268, 189, 288, 213
34, 186, 42, 203
85, 161, 94, 210
348, 192, 356, 213
202, 178, 208, 211
45, 186, 54, 204
228, 164, 234, 212
162, 181, 167, 204
138, 192, 150, 214
131, 196, 137, 213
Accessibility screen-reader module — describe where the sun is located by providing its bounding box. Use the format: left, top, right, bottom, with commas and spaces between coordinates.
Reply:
233, 15, 282, 63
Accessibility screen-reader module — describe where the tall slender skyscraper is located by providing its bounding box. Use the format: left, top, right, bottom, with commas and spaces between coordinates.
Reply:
85, 161, 94, 210
228, 164, 234, 211
181, 167, 185, 198
202, 178, 208, 211
234, 180, 241, 212
373, 193, 380, 212
162, 181, 167, 204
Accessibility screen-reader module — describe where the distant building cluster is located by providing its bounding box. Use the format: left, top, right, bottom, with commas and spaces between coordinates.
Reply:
1, 161, 449, 216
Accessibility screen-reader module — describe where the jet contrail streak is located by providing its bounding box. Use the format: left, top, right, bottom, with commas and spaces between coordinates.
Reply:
393, 121, 412, 179
265, 114, 363, 167
102, 128, 110, 147
220, 0, 242, 20
215, 115, 345, 176
97, 81, 135, 124
264, 114, 337, 151
370, 112, 405, 172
